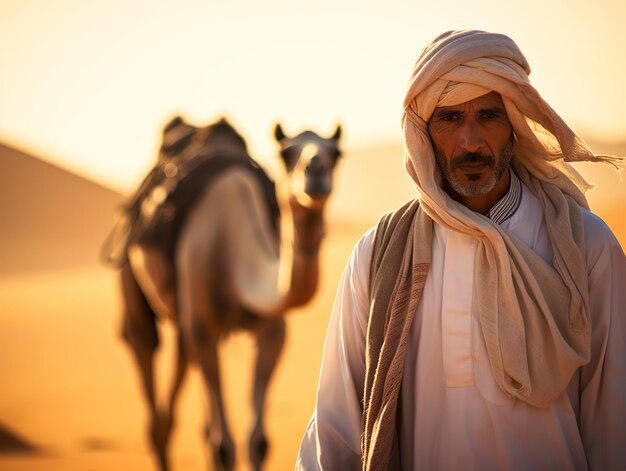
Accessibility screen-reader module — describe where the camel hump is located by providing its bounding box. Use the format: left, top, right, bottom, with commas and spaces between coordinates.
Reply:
160, 118, 197, 159
102, 117, 275, 268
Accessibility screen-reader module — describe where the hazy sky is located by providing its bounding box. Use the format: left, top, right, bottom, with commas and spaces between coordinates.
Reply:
1, 0, 625, 192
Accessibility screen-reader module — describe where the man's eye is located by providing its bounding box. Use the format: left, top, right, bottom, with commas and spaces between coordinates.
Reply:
440, 112, 460, 121
480, 111, 500, 120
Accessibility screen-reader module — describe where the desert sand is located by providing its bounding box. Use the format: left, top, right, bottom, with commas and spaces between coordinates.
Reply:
0, 138, 624, 471
0, 141, 375, 471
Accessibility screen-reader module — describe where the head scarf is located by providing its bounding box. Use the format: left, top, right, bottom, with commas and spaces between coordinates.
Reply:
403, 29, 618, 208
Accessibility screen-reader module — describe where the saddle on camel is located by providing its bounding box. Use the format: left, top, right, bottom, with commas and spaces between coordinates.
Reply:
101, 116, 343, 471
101, 116, 280, 270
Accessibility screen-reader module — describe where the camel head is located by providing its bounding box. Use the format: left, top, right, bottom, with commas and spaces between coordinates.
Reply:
274, 124, 342, 211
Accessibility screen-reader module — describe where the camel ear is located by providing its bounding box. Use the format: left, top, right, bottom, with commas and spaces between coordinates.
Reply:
331, 125, 342, 141
274, 124, 286, 142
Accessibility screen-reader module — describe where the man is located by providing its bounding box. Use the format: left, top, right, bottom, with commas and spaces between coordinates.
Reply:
296, 30, 626, 470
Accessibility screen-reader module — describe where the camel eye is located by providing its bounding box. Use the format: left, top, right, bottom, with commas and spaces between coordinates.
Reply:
280, 148, 295, 159
280, 147, 299, 168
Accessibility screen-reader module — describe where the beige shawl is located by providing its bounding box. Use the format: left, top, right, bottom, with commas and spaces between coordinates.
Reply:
361, 30, 621, 471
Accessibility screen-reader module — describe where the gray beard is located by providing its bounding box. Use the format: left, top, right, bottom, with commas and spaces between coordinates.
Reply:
434, 140, 514, 198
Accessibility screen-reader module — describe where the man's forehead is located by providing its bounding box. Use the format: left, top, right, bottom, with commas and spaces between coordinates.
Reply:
434, 91, 505, 112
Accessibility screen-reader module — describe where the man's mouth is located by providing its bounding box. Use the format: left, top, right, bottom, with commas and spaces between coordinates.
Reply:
458, 162, 487, 169
456, 162, 489, 174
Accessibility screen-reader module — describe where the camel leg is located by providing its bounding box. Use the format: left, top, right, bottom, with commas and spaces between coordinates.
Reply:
175, 178, 238, 470
119, 263, 170, 471
162, 330, 189, 449
249, 318, 286, 471
184, 321, 235, 471
175, 263, 234, 469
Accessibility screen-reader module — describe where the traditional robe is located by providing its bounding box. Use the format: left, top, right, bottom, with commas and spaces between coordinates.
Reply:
296, 173, 626, 470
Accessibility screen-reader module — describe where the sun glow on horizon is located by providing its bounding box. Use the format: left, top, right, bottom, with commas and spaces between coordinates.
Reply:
1, 0, 625, 193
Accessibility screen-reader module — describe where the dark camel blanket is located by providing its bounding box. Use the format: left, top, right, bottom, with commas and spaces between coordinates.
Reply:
102, 151, 280, 267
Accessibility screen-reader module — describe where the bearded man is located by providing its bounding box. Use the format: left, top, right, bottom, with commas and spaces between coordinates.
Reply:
296, 30, 626, 470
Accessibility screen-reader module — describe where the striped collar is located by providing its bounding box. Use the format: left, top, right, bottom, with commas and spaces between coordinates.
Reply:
487, 170, 522, 224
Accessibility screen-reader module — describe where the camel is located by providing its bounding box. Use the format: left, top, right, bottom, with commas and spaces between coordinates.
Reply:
110, 116, 342, 471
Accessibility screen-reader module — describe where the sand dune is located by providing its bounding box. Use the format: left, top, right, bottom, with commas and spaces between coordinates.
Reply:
0, 137, 623, 470
0, 423, 40, 454
0, 143, 124, 276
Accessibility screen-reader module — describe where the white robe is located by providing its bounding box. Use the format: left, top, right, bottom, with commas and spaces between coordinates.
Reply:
296, 183, 626, 470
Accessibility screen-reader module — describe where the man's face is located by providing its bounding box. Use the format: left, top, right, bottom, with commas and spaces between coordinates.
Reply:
428, 92, 514, 198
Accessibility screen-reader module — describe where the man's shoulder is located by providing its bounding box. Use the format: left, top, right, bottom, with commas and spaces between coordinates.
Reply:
347, 200, 421, 294
581, 208, 624, 271
355, 226, 377, 256
344, 226, 376, 280
581, 208, 620, 246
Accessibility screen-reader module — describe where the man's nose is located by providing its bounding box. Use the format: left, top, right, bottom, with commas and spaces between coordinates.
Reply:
458, 120, 483, 153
